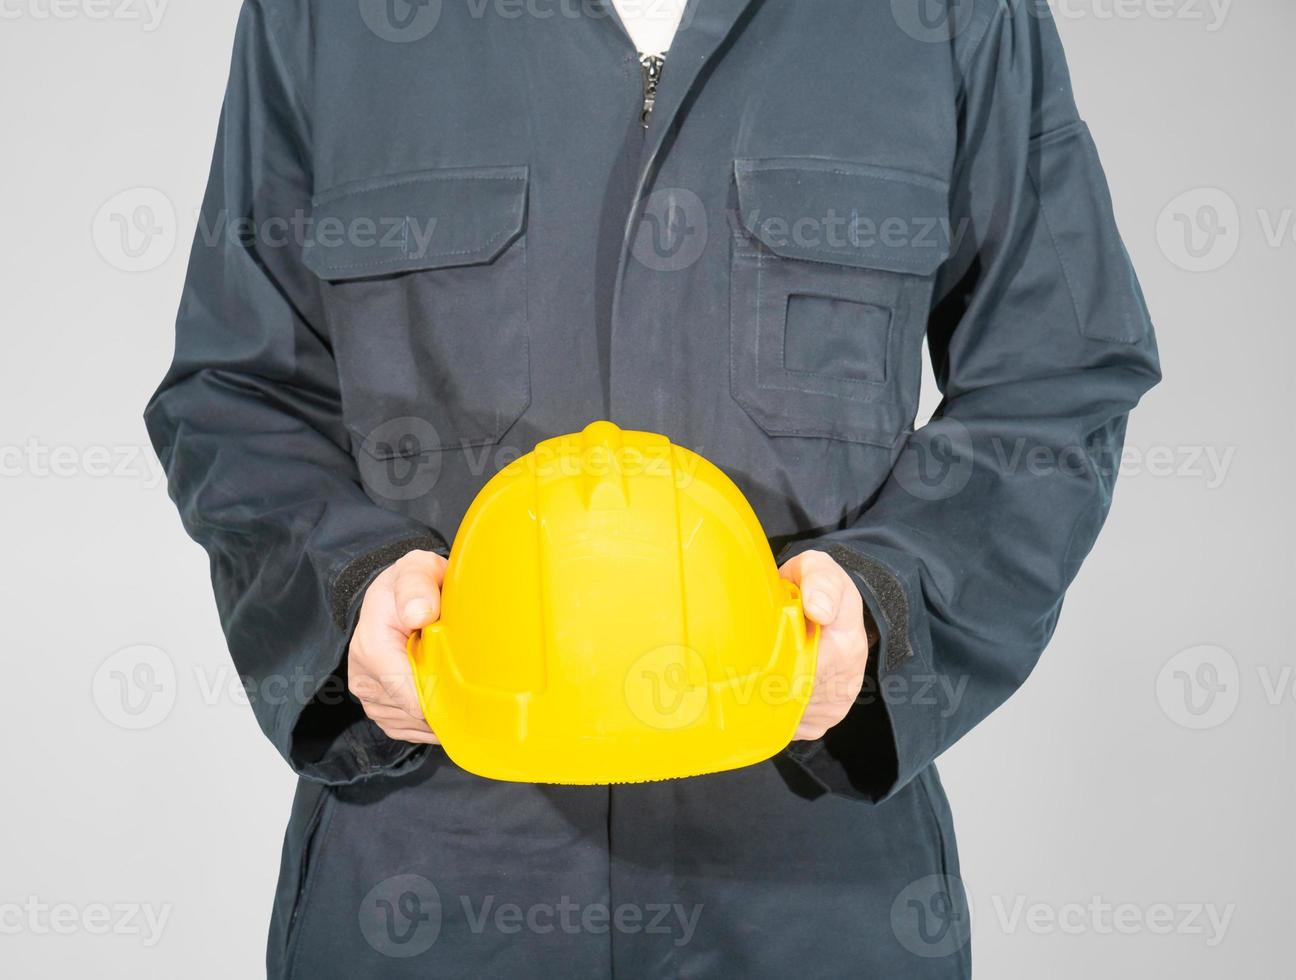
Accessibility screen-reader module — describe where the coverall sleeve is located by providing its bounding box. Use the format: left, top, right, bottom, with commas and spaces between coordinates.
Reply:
781, 2, 1161, 802
144, 0, 442, 784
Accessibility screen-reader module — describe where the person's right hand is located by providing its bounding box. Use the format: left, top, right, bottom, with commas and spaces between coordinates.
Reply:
347, 549, 446, 744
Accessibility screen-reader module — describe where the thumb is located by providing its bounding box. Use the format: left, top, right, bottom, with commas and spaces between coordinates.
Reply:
392, 551, 448, 632
782, 553, 845, 627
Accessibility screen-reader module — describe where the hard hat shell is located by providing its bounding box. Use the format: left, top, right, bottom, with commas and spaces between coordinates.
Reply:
406, 421, 819, 784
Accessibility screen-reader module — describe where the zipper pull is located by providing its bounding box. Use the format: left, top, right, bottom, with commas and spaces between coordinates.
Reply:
639, 53, 665, 128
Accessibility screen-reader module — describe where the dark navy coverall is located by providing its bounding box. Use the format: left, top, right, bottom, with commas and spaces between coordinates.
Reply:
145, 0, 1161, 975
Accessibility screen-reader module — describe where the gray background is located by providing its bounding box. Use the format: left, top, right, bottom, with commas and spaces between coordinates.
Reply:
1, 0, 1291, 975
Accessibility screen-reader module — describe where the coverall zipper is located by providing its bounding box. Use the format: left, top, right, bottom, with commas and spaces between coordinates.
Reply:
639, 53, 665, 127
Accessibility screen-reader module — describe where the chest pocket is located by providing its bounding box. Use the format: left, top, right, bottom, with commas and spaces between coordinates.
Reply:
303, 165, 530, 459
729, 158, 949, 447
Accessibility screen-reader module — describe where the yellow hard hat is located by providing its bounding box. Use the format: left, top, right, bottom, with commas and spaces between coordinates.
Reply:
406, 421, 818, 784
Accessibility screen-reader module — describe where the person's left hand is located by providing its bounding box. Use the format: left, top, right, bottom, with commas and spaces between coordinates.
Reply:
779, 550, 870, 741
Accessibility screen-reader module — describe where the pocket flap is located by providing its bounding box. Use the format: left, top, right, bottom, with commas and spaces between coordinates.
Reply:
303, 165, 528, 281
734, 158, 949, 276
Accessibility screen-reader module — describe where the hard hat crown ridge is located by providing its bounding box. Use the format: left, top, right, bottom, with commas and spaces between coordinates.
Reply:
407, 421, 819, 784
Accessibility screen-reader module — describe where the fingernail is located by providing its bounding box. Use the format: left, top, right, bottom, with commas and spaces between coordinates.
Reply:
805, 590, 833, 620
404, 599, 432, 624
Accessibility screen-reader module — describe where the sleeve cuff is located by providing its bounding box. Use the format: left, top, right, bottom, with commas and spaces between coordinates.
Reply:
776, 540, 944, 803
286, 534, 445, 785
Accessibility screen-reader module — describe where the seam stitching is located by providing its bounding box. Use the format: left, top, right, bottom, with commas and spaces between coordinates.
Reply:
312, 172, 525, 207
311, 227, 515, 274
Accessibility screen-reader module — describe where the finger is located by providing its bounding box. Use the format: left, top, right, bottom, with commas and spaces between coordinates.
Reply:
812, 633, 868, 695
373, 665, 426, 716
348, 667, 395, 707
393, 552, 447, 631
348, 639, 405, 708
823, 626, 871, 690
350, 633, 427, 717
778, 549, 815, 584
798, 566, 847, 627
363, 701, 430, 728
380, 728, 442, 745
823, 667, 866, 706
792, 721, 828, 741
352, 682, 417, 713
393, 551, 448, 631
793, 692, 853, 740
792, 631, 867, 742
780, 550, 848, 626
